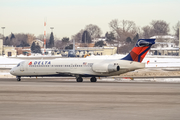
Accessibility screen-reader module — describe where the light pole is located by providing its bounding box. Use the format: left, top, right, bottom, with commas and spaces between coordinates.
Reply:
179, 27, 180, 56
50, 27, 54, 32
1, 27, 5, 40
1, 27, 5, 56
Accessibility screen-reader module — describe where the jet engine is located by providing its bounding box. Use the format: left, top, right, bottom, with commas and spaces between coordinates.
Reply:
92, 63, 120, 73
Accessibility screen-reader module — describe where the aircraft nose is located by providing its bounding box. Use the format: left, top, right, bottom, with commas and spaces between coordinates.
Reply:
10, 68, 15, 75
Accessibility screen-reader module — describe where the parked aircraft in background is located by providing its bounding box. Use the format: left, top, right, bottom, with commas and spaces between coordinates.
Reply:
10, 39, 155, 82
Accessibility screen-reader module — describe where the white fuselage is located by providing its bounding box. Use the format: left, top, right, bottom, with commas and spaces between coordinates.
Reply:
10, 58, 145, 77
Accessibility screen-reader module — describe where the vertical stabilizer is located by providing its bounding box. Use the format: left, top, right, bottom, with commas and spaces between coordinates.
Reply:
121, 39, 155, 62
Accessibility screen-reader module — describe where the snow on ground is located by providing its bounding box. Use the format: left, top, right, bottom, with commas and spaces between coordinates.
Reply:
0, 56, 23, 68
0, 56, 23, 64
144, 56, 180, 67
101, 77, 180, 82
87, 54, 180, 68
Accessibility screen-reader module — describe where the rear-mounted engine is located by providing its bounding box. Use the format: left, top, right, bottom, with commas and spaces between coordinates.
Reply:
92, 63, 120, 73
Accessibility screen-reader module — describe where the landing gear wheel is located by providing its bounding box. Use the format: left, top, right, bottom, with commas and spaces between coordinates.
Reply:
16, 76, 21, 81
76, 77, 83, 82
90, 77, 97, 82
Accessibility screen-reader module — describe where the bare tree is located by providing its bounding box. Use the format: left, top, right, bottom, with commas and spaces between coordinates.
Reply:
109, 19, 138, 43
150, 20, 170, 35
173, 21, 180, 39
85, 24, 102, 39
37, 34, 44, 41
109, 19, 120, 31
121, 20, 137, 35
54, 40, 62, 49
82, 30, 91, 43
61, 37, 70, 49
14, 33, 29, 47
27, 34, 35, 46
36, 34, 51, 48
2, 33, 16, 46
109, 19, 121, 39
72, 29, 84, 43
54, 37, 70, 50
4, 33, 29, 47
37, 34, 50, 41
136, 26, 143, 39
142, 25, 152, 39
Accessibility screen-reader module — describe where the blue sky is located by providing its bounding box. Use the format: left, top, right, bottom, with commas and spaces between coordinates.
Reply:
0, 0, 180, 38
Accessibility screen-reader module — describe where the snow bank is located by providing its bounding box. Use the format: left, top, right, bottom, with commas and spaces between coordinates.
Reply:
0, 56, 23, 68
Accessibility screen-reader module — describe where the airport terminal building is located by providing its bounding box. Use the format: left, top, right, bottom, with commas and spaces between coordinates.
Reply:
0, 39, 17, 57
149, 35, 179, 56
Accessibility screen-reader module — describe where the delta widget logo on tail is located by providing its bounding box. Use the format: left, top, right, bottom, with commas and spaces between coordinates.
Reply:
121, 39, 155, 62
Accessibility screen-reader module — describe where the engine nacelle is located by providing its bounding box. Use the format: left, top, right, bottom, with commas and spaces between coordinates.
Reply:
92, 63, 120, 73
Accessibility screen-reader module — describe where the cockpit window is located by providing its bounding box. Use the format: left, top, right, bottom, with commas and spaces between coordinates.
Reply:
17, 63, 20, 67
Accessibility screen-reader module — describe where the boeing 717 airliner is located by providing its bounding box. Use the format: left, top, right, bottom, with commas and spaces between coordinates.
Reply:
10, 39, 155, 82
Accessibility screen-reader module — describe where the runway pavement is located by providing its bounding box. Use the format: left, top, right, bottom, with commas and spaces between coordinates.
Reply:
0, 78, 180, 120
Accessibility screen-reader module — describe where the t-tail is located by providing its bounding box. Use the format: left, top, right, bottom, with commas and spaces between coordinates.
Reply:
121, 39, 155, 62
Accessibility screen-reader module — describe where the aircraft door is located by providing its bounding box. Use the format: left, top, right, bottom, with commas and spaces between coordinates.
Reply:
20, 61, 25, 71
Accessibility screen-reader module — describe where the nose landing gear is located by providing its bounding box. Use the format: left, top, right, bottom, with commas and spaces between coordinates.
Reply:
16, 76, 21, 81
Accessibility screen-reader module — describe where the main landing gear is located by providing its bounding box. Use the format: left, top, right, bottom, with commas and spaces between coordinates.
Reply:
76, 76, 83, 82
76, 76, 97, 82
90, 77, 97, 82
16, 76, 21, 81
